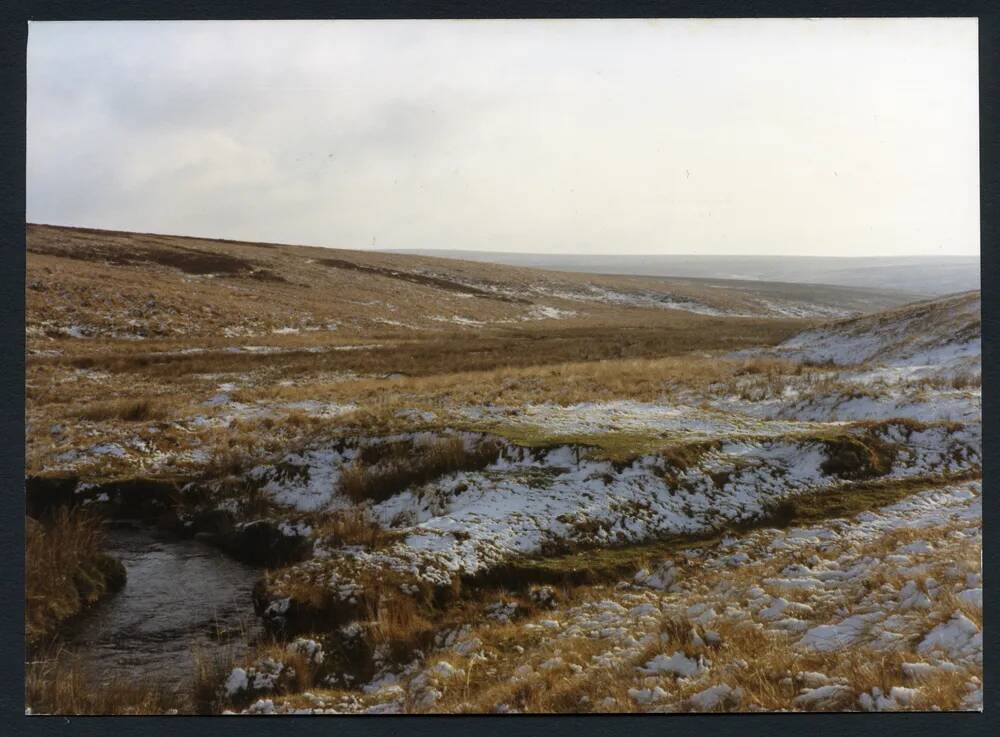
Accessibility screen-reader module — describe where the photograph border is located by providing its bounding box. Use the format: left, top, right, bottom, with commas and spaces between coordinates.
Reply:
1, 2, 995, 736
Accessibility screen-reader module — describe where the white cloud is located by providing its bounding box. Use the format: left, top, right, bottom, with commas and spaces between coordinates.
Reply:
27, 18, 979, 256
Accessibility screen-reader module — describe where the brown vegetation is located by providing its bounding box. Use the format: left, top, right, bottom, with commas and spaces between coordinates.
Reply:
318, 509, 389, 548
26, 651, 181, 715
340, 437, 502, 503
77, 398, 168, 422
23, 224, 981, 714
25, 508, 125, 647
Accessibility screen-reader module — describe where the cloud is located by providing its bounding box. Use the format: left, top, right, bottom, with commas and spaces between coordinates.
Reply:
27, 19, 979, 256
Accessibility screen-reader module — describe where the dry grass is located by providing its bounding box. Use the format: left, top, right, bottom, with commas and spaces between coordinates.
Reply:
317, 509, 388, 548
949, 372, 982, 390
204, 448, 252, 480
251, 354, 814, 412
192, 650, 237, 714
76, 398, 168, 422
27, 649, 182, 715
210, 634, 354, 713
420, 589, 979, 714
25, 508, 125, 647
43, 320, 803, 385
216, 474, 980, 714
394, 479, 982, 714
27, 224, 834, 360
340, 437, 502, 503
369, 593, 437, 663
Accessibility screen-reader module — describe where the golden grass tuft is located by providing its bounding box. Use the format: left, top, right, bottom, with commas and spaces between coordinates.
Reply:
341, 437, 501, 503
369, 593, 437, 662
191, 650, 237, 714
26, 649, 182, 715
25, 508, 126, 647
318, 508, 388, 548
77, 398, 168, 422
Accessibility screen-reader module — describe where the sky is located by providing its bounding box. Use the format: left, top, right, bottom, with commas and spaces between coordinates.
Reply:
27, 19, 979, 257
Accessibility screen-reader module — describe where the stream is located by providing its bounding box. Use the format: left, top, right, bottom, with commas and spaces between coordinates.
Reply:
64, 522, 263, 690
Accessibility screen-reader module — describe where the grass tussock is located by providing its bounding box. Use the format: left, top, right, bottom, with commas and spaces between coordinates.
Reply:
77, 398, 168, 422
370, 593, 437, 663
341, 437, 502, 503
949, 372, 981, 390
27, 650, 181, 715
192, 650, 238, 714
25, 509, 126, 647
203, 442, 253, 480
818, 432, 896, 480
318, 509, 389, 548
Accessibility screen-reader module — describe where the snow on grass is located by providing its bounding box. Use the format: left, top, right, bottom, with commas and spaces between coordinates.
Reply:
688, 683, 743, 710
429, 315, 487, 327
249, 445, 360, 512
771, 293, 980, 372
639, 652, 704, 677
523, 305, 577, 321
751, 299, 851, 319
459, 400, 828, 441
289, 479, 979, 715
917, 612, 983, 663
792, 684, 853, 709
545, 285, 733, 317
199, 395, 358, 429
62, 325, 90, 339
798, 613, 885, 652
712, 389, 980, 424
260, 421, 979, 605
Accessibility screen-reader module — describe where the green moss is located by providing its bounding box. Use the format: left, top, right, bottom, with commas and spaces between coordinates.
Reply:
772, 470, 979, 524
471, 471, 979, 591
471, 421, 722, 464
818, 433, 895, 479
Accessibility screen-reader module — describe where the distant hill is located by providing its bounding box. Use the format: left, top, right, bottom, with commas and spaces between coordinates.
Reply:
387, 251, 979, 297
27, 225, 925, 344
775, 290, 981, 370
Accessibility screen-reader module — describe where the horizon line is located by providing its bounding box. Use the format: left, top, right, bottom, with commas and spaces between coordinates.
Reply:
26, 223, 980, 260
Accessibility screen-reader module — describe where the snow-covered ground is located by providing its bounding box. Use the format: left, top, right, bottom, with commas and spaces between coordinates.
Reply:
231, 480, 982, 713
221, 291, 983, 714
710, 387, 980, 424
457, 400, 828, 439
420, 272, 865, 319
256, 418, 979, 607
769, 292, 980, 374
29, 278, 983, 713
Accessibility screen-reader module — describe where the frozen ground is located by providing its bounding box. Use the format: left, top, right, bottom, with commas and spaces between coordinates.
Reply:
26, 240, 983, 715
768, 292, 980, 373
230, 480, 982, 713
456, 400, 829, 440
215, 291, 982, 713
255, 417, 978, 609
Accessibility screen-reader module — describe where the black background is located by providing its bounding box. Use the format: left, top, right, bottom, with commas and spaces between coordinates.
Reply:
0, 3, 995, 736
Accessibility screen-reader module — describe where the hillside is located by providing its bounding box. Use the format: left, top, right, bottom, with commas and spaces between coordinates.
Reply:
773, 291, 981, 372
28, 224, 919, 348
389, 250, 979, 296
25, 225, 982, 715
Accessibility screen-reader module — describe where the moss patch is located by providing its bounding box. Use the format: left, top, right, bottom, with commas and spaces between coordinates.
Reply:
473, 471, 979, 591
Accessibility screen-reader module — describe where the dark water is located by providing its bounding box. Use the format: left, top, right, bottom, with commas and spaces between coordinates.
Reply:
64, 524, 262, 689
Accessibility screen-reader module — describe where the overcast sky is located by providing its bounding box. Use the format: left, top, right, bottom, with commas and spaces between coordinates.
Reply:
27, 19, 979, 257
